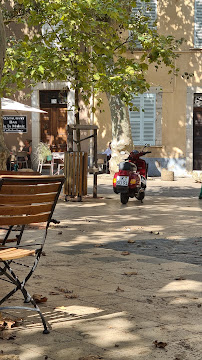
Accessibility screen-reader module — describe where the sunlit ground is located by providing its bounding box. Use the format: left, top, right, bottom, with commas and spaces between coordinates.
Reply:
1, 176, 202, 359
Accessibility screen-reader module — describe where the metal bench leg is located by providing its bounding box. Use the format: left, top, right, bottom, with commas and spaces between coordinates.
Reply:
0, 260, 50, 334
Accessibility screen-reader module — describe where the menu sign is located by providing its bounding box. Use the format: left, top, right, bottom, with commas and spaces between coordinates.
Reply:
3, 115, 27, 133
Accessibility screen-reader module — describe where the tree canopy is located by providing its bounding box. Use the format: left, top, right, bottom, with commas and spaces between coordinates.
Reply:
1, 0, 183, 108
0, 0, 184, 169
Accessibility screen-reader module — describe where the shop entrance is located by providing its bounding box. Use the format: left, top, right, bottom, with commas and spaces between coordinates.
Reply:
193, 94, 202, 170
40, 90, 68, 152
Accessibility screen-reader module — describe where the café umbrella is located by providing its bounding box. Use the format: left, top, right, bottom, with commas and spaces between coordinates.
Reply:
1, 97, 47, 113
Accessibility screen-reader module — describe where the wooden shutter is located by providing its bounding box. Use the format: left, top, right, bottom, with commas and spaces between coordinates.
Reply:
195, 0, 202, 48
129, 94, 156, 145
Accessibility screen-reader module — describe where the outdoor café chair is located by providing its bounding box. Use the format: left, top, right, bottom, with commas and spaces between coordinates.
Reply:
0, 174, 65, 334
16, 151, 28, 169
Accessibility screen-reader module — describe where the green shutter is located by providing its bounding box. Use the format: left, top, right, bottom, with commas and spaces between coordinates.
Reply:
129, 93, 156, 145
195, 0, 202, 48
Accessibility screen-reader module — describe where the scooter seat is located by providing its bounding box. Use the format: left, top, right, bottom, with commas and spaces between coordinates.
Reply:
119, 162, 137, 171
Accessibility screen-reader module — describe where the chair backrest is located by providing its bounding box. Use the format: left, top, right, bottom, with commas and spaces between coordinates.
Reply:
17, 151, 28, 159
0, 170, 40, 175
0, 175, 65, 227
97, 153, 107, 164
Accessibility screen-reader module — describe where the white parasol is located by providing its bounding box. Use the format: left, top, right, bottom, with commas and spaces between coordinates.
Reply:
1, 97, 47, 113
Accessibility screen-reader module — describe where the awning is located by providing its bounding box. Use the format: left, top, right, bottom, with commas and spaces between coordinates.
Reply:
1, 97, 47, 113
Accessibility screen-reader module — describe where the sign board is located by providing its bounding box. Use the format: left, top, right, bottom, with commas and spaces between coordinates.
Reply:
3, 115, 27, 133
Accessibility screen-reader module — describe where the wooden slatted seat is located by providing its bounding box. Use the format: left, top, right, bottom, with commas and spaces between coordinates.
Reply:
0, 174, 65, 334
0, 247, 35, 260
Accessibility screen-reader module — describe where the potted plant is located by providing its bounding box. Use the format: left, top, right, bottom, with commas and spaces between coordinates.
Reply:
35, 142, 52, 162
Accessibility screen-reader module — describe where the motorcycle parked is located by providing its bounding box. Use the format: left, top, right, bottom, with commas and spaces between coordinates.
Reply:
113, 146, 151, 204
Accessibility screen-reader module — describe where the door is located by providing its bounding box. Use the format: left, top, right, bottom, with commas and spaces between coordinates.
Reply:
40, 90, 68, 152
193, 107, 202, 170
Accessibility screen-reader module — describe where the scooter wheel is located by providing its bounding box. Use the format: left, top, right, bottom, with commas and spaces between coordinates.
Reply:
120, 193, 129, 204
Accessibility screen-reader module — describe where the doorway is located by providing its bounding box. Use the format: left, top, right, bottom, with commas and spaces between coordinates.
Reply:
40, 90, 68, 152
193, 94, 202, 170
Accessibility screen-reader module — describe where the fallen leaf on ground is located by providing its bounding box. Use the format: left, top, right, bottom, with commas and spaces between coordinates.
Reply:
116, 286, 124, 292
0, 318, 23, 330
123, 272, 138, 276
121, 251, 130, 256
127, 240, 135, 243
153, 340, 167, 348
65, 294, 78, 299
55, 287, 73, 294
49, 291, 59, 295
33, 294, 48, 303
175, 277, 186, 281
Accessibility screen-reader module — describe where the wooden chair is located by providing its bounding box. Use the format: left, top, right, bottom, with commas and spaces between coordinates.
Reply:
16, 151, 28, 169
0, 174, 65, 334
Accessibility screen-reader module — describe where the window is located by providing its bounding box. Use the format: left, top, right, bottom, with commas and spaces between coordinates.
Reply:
195, 0, 202, 48
129, 93, 156, 145
130, 0, 157, 48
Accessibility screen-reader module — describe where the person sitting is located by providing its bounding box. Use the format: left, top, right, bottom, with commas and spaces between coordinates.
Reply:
22, 139, 32, 168
17, 139, 32, 169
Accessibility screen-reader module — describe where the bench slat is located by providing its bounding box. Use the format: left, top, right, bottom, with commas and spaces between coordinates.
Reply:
0, 174, 64, 183
0, 203, 53, 216
0, 183, 60, 195
0, 193, 56, 204
0, 213, 50, 226
0, 247, 35, 261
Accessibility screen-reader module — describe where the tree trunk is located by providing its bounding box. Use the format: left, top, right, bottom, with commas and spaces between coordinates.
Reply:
107, 94, 133, 174
0, 9, 9, 170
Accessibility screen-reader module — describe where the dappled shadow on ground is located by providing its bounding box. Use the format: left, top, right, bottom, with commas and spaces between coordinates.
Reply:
88, 179, 201, 198
56, 237, 202, 266
2, 180, 202, 359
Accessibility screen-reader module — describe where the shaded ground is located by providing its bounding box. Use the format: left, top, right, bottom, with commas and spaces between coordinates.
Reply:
1, 175, 202, 360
